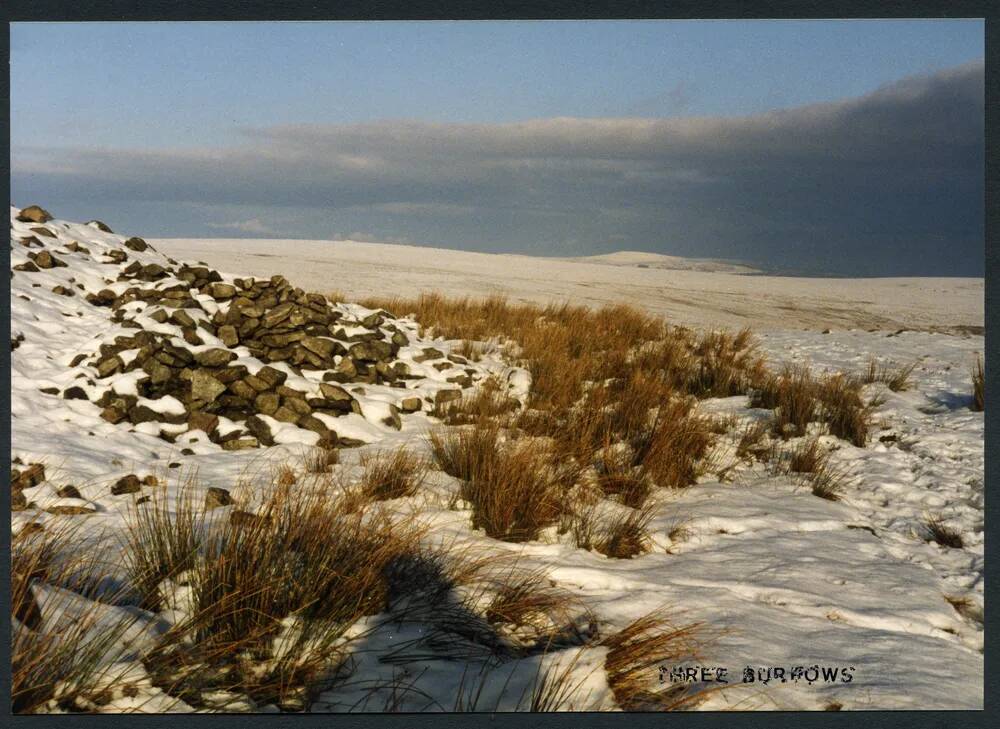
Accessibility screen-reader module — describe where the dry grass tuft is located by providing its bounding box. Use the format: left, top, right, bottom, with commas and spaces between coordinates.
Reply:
685, 328, 766, 398
785, 437, 827, 474
275, 464, 298, 487
570, 502, 657, 559
122, 484, 204, 611
431, 422, 570, 542
358, 448, 428, 501
132, 480, 428, 710
806, 462, 851, 502
863, 357, 917, 392
461, 438, 568, 543
736, 419, 773, 462
815, 374, 870, 447
12, 525, 139, 713
921, 515, 964, 549
630, 400, 714, 490
600, 608, 709, 711
428, 421, 504, 481
971, 355, 984, 411
752, 364, 818, 439
304, 445, 339, 473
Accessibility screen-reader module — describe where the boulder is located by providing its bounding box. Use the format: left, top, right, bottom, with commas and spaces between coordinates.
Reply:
87, 220, 114, 233
435, 389, 463, 405
16, 205, 52, 223
194, 348, 237, 367
123, 237, 149, 252
209, 282, 237, 300
101, 404, 128, 424
221, 437, 259, 451
45, 501, 97, 515
188, 411, 220, 435
190, 369, 226, 404
141, 264, 167, 280
13, 464, 46, 490
128, 405, 160, 424
301, 335, 337, 359
245, 415, 275, 446
254, 391, 280, 415
243, 374, 270, 392
32, 250, 66, 269
381, 404, 402, 430
62, 386, 88, 400
111, 474, 142, 495
272, 406, 300, 424
96, 355, 123, 378
414, 347, 445, 363
204, 487, 234, 510
400, 397, 422, 413
217, 325, 239, 347
228, 380, 257, 401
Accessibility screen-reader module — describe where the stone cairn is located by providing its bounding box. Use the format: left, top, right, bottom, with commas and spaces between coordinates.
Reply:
11, 207, 480, 452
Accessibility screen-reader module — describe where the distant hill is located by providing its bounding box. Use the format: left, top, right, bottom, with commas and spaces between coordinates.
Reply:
559, 250, 761, 274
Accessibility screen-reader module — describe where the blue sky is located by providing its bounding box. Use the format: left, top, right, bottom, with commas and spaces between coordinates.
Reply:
10, 20, 985, 276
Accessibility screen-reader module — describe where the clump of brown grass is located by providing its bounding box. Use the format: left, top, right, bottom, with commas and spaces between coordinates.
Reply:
752, 364, 818, 439
275, 464, 298, 487
483, 567, 592, 652
815, 373, 870, 447
736, 419, 773, 462
432, 422, 569, 543
457, 338, 485, 362
805, 462, 851, 502
863, 357, 917, 392
121, 484, 204, 611
775, 438, 851, 501
630, 400, 714, 489
971, 355, 984, 411
460, 438, 568, 543
570, 502, 657, 559
12, 525, 141, 714
428, 421, 504, 481
135, 481, 428, 710
600, 608, 709, 711
597, 469, 652, 510
304, 445, 339, 473
785, 437, 827, 474
358, 448, 428, 501
921, 515, 964, 549
684, 328, 766, 398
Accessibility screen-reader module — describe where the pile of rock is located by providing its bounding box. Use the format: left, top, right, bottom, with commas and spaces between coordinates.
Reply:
10, 208, 489, 453
52, 243, 479, 450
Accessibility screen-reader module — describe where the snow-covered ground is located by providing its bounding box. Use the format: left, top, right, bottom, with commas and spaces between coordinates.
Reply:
11, 211, 984, 711
151, 237, 983, 334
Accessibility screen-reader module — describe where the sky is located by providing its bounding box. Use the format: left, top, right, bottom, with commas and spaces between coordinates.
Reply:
10, 20, 985, 276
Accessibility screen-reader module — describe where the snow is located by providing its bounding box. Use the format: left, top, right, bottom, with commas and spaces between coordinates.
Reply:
150, 237, 982, 334
10, 208, 984, 711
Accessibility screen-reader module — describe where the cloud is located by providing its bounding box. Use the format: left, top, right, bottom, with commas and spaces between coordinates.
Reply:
11, 60, 983, 275
205, 217, 276, 235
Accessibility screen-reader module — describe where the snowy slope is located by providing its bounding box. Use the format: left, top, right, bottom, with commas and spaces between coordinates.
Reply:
10, 207, 984, 711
